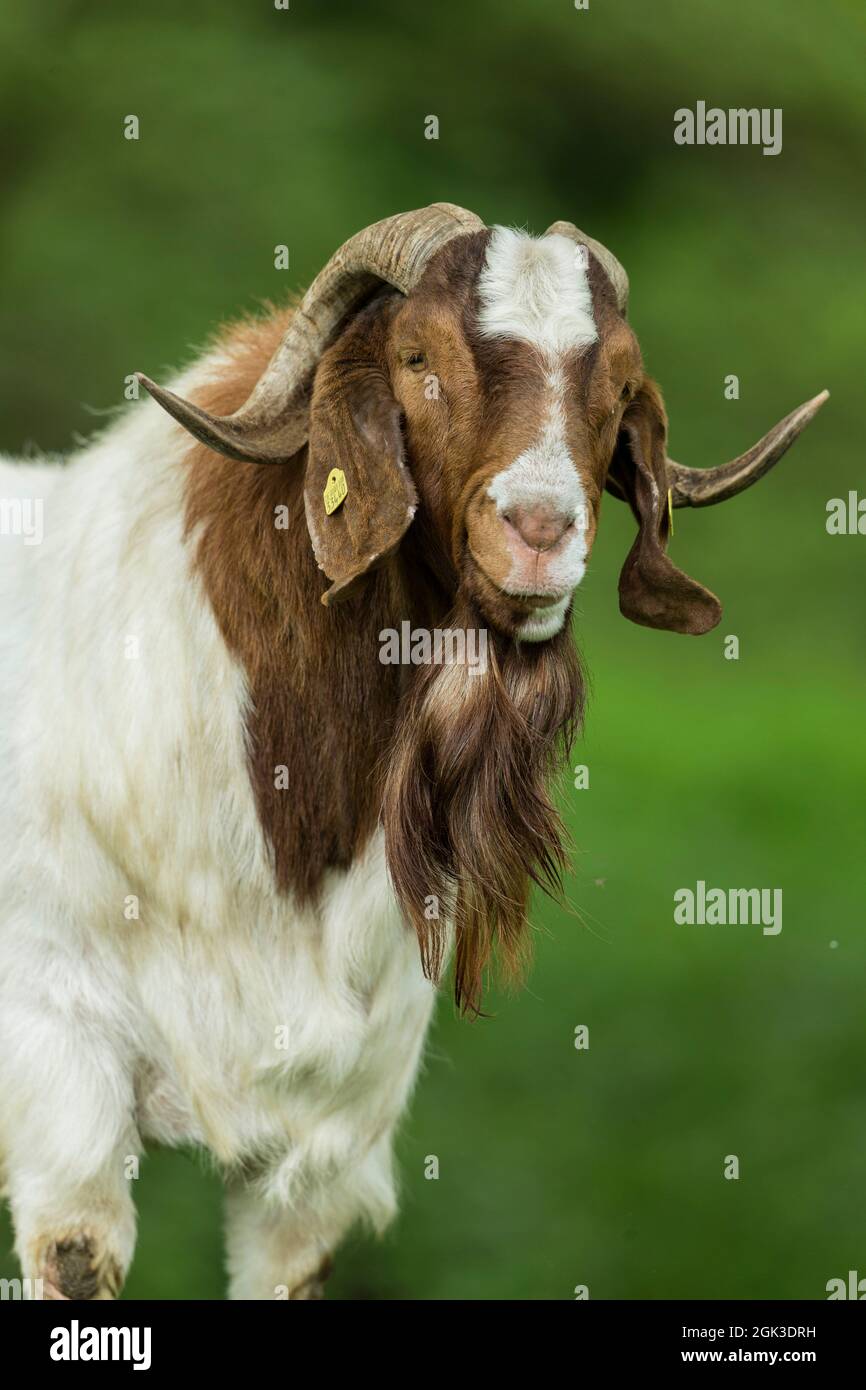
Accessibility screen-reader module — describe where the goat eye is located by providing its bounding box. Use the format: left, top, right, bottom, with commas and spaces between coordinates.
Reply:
405, 351, 427, 371
620, 382, 632, 401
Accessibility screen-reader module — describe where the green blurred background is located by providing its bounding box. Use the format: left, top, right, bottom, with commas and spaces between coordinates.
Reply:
1, 0, 863, 1299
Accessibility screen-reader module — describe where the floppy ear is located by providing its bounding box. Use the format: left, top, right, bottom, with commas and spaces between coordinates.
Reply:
606, 380, 722, 634
303, 301, 417, 605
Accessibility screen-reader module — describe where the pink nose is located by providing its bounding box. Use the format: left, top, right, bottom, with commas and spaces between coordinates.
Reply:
505, 503, 573, 552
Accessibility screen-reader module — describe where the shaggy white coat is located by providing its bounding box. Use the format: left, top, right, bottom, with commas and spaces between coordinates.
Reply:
0, 358, 436, 1299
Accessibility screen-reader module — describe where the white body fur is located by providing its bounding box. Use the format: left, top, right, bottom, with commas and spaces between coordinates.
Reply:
0, 363, 436, 1299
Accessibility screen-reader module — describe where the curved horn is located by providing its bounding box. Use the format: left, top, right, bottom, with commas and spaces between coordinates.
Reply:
544, 219, 629, 313
137, 202, 485, 463
668, 390, 829, 508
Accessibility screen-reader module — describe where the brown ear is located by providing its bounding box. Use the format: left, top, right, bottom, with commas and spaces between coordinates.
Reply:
606, 380, 722, 634
303, 302, 416, 605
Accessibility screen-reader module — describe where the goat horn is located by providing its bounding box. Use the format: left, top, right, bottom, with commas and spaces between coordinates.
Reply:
668, 390, 829, 507
544, 220, 629, 314
137, 203, 485, 464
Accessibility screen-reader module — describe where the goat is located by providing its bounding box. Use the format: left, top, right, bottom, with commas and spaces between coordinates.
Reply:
0, 203, 826, 1299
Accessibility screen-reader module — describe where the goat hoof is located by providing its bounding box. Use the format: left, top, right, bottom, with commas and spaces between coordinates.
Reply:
41, 1235, 122, 1301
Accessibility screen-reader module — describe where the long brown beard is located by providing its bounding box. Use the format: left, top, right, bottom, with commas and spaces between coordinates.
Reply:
382, 590, 585, 1014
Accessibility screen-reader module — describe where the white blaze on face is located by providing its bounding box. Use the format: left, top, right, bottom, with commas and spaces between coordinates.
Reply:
477, 227, 598, 641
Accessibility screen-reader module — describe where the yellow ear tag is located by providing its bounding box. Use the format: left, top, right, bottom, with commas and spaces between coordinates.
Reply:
323, 468, 348, 515
667, 488, 674, 538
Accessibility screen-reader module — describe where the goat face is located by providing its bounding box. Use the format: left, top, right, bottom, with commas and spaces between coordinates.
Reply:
381, 226, 645, 642
305, 225, 664, 638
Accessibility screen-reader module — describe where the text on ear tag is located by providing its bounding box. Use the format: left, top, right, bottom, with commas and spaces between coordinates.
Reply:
323, 468, 348, 515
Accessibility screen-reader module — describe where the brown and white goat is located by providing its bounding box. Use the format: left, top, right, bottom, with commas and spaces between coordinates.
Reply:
0, 204, 825, 1299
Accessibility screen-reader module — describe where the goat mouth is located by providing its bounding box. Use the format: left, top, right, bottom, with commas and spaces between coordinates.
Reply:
471, 551, 571, 607
460, 549, 569, 639
506, 587, 569, 607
